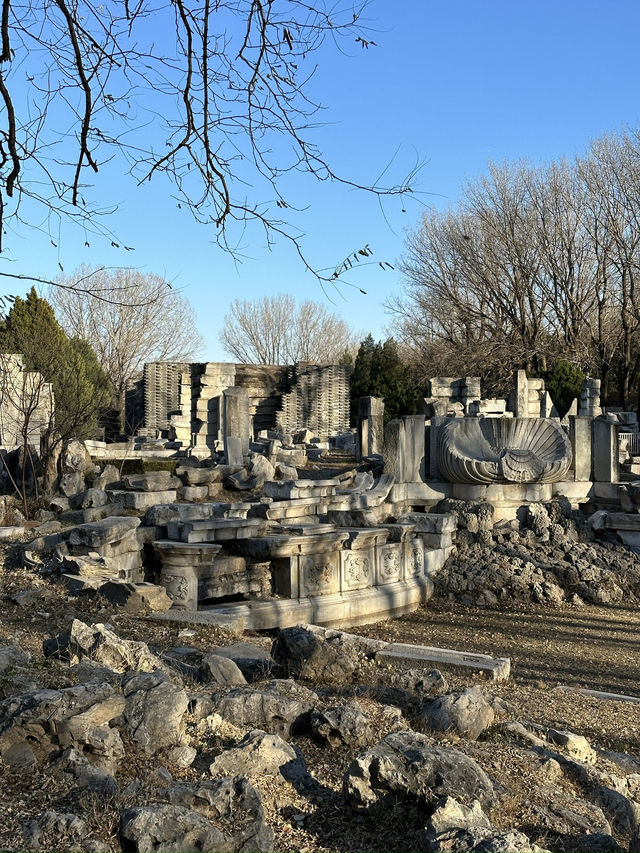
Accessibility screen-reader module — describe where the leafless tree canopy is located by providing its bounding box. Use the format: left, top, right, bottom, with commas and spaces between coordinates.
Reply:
0, 0, 414, 284
220, 293, 359, 364
389, 127, 640, 408
49, 267, 204, 421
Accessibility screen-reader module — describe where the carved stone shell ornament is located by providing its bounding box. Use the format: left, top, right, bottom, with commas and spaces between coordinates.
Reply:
438, 417, 572, 485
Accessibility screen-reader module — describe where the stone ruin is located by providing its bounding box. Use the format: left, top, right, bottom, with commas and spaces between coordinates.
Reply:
12, 357, 640, 633
126, 360, 351, 456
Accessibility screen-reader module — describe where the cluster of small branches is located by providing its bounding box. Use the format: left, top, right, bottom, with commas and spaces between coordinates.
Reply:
0, 0, 415, 287
220, 292, 360, 364
389, 126, 640, 408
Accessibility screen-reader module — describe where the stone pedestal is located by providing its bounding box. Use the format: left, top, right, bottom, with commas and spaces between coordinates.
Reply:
568, 416, 592, 481
154, 541, 222, 609
357, 396, 384, 460
223, 386, 252, 458
383, 416, 425, 483
593, 419, 618, 483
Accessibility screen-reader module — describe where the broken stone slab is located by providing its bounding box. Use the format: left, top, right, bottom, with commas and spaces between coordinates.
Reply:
109, 489, 178, 510
68, 516, 141, 549
329, 474, 395, 511
177, 485, 210, 502
397, 511, 457, 534
98, 581, 172, 613
146, 609, 247, 635
555, 685, 640, 704
43, 619, 164, 673
176, 466, 221, 486
122, 472, 182, 492
145, 501, 251, 526
263, 478, 340, 500
71, 488, 109, 510
175, 517, 267, 543
376, 643, 510, 681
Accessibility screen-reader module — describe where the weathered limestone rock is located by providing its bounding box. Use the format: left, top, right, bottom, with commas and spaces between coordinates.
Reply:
209, 729, 311, 790
418, 686, 495, 740
309, 701, 374, 748
22, 810, 90, 851
0, 643, 30, 674
71, 488, 108, 509
165, 776, 274, 851
343, 731, 494, 812
271, 626, 358, 684
122, 669, 189, 755
197, 654, 247, 686
94, 463, 119, 491
210, 682, 314, 738
44, 619, 164, 673
119, 804, 226, 853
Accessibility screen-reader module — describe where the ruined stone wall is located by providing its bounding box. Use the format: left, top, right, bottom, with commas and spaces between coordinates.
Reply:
142, 361, 191, 435
0, 354, 53, 446
137, 360, 349, 444
276, 363, 350, 437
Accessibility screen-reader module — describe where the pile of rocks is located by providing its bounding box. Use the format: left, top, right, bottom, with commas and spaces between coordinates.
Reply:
434, 498, 640, 607
1, 620, 638, 852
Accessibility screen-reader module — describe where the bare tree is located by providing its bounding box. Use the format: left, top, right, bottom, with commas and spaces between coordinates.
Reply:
49, 267, 204, 430
390, 131, 640, 407
0, 0, 416, 292
220, 294, 359, 364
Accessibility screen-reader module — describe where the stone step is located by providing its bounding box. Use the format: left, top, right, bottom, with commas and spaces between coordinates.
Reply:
375, 643, 510, 681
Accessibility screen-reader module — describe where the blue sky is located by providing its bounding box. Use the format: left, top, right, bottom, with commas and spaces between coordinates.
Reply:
4, 0, 640, 360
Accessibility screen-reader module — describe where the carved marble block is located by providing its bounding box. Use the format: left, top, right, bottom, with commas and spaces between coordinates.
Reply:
438, 417, 572, 485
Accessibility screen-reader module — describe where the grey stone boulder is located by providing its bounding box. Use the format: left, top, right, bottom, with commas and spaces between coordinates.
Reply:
22, 810, 89, 851
391, 668, 448, 695
209, 729, 311, 791
0, 643, 30, 674
275, 463, 297, 480
120, 804, 226, 852
197, 654, 247, 686
344, 731, 494, 812
60, 470, 85, 498
44, 619, 164, 673
420, 796, 492, 851
212, 642, 275, 681
248, 453, 275, 486
61, 438, 94, 474
71, 488, 108, 510
0, 681, 123, 769
122, 669, 189, 755
271, 625, 358, 684
56, 746, 118, 795
166, 776, 274, 851
94, 463, 120, 491
209, 681, 314, 738
308, 701, 374, 748
418, 686, 495, 740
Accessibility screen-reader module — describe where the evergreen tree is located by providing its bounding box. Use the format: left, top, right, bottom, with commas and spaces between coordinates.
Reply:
350, 335, 419, 423
1, 288, 112, 440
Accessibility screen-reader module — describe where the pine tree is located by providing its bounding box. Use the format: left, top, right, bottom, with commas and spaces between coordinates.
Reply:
350, 335, 419, 423
1, 288, 112, 440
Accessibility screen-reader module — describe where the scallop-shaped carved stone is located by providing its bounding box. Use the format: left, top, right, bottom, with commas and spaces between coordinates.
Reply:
438, 417, 572, 484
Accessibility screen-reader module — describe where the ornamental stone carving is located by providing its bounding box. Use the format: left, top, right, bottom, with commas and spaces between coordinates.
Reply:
344, 553, 371, 586
438, 417, 572, 485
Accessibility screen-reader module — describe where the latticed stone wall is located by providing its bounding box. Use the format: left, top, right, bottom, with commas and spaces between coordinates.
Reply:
276, 364, 350, 437
142, 361, 190, 434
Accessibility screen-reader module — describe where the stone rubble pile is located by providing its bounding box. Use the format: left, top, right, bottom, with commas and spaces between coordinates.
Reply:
433, 498, 640, 606
1, 620, 638, 852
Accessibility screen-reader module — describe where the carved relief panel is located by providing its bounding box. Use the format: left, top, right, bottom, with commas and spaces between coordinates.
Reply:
376, 543, 402, 585
340, 549, 373, 591
299, 552, 340, 597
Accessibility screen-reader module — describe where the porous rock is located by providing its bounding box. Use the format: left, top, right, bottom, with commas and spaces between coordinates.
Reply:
344, 731, 494, 812
44, 619, 164, 673
209, 681, 314, 738
271, 625, 358, 684
122, 669, 189, 755
165, 775, 274, 851
418, 686, 495, 740
209, 729, 311, 790
308, 701, 374, 748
